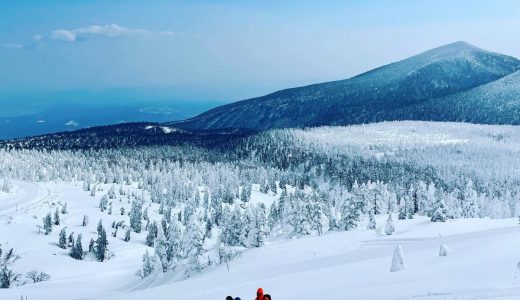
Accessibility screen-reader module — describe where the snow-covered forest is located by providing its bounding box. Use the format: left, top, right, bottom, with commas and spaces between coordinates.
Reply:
1, 121, 520, 299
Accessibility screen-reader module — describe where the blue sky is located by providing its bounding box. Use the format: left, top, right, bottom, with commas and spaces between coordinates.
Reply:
1, 0, 520, 102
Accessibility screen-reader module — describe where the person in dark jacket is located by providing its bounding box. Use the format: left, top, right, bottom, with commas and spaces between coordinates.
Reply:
226, 296, 234, 300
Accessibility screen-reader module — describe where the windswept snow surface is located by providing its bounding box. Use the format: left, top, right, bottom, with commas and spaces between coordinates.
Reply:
2, 180, 520, 300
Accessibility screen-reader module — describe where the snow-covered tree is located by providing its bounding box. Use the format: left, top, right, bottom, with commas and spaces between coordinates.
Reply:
384, 214, 395, 235
241, 184, 252, 203
439, 244, 449, 257
390, 244, 405, 272
398, 197, 407, 220
146, 221, 158, 247
430, 197, 449, 222
70, 234, 84, 260
43, 213, 52, 235
340, 197, 360, 231
0, 248, 21, 288
124, 228, 131, 242
137, 250, 155, 278
99, 195, 108, 212
97, 220, 103, 235
462, 181, 479, 218
53, 207, 60, 226
95, 227, 109, 262
154, 223, 168, 272
58, 228, 67, 249
1, 178, 13, 193
367, 210, 376, 230
166, 219, 183, 265
220, 206, 243, 246
82, 215, 89, 227
182, 215, 204, 259
130, 199, 143, 233
25, 271, 50, 283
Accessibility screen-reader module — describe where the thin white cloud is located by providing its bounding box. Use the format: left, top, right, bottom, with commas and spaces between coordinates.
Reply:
48, 24, 176, 42
3, 43, 23, 49
5, 24, 176, 48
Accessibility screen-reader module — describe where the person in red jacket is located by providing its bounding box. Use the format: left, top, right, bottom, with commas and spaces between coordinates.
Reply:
255, 288, 271, 300
255, 288, 265, 300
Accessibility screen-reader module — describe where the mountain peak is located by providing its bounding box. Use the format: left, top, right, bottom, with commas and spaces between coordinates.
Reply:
173, 42, 520, 130
415, 41, 485, 62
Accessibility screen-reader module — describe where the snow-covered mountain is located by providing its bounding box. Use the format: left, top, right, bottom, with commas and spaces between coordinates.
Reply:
171, 42, 520, 130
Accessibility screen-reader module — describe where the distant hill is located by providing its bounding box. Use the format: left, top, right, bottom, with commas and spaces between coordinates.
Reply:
171, 42, 520, 130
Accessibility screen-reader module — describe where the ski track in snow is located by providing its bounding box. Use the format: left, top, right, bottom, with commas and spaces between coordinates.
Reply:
0, 180, 49, 215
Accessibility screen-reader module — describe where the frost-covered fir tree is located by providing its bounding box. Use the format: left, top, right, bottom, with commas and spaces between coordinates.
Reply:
43, 213, 52, 235
129, 199, 143, 233
95, 227, 109, 262
0, 248, 20, 288
146, 221, 158, 247
1, 178, 13, 193
124, 228, 131, 242
439, 244, 449, 257
82, 215, 89, 227
221, 205, 243, 246
267, 201, 279, 231
154, 223, 168, 272
88, 238, 95, 253
406, 191, 415, 219
138, 250, 155, 278
384, 214, 395, 235
99, 195, 108, 212
97, 220, 103, 235
430, 197, 449, 222
291, 192, 313, 236
462, 181, 479, 218
390, 244, 405, 272
61, 203, 68, 214
182, 215, 204, 259
53, 207, 60, 225
70, 234, 84, 260
340, 197, 360, 231
68, 232, 75, 247
143, 207, 149, 221
310, 194, 329, 235
185, 252, 203, 277
166, 218, 183, 266
367, 210, 376, 230
398, 197, 407, 220
250, 205, 267, 247
58, 228, 67, 249
240, 184, 252, 203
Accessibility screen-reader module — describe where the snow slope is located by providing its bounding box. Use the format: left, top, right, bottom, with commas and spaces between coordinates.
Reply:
2, 180, 520, 300
103, 218, 520, 300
